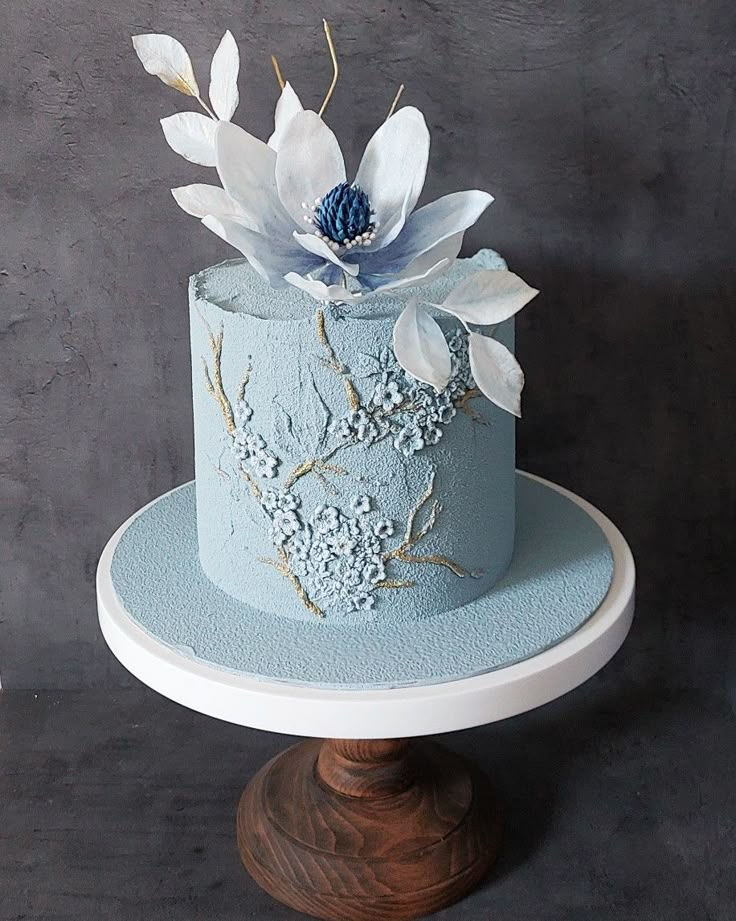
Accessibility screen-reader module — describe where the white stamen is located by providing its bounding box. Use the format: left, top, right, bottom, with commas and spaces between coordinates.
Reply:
301, 202, 307, 210
314, 197, 321, 205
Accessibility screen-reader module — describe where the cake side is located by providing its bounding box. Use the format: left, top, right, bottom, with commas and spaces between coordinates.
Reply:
190, 251, 516, 626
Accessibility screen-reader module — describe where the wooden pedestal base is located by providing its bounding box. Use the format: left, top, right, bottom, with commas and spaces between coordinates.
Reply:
237, 738, 501, 921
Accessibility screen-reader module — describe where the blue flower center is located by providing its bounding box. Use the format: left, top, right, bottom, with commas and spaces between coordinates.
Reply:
311, 182, 374, 247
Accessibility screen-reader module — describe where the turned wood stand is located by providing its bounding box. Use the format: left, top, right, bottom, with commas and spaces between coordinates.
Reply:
237, 737, 500, 921
98, 474, 635, 921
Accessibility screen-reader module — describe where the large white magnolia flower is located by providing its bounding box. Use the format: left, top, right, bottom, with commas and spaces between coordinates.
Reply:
134, 30, 539, 416
179, 85, 494, 305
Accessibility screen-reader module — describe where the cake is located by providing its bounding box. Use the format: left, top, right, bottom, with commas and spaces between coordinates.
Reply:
133, 23, 538, 625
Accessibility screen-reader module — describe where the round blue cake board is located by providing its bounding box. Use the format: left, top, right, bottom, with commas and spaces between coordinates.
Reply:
109, 473, 615, 690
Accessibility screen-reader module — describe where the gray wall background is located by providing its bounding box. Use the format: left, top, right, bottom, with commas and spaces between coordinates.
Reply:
1, 1, 734, 689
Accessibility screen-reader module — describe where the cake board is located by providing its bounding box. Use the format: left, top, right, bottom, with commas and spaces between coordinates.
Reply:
97, 472, 635, 921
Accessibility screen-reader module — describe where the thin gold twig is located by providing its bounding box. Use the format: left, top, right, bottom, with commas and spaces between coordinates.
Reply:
318, 19, 339, 117
315, 308, 360, 411
271, 54, 286, 89
384, 470, 469, 578
284, 446, 346, 490
260, 549, 324, 618
455, 387, 485, 423
390, 549, 468, 578
375, 578, 416, 590
237, 367, 251, 403
386, 83, 405, 120
239, 468, 262, 500
199, 312, 235, 433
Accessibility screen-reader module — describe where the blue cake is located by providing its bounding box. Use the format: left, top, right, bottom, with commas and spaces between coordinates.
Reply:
133, 23, 539, 627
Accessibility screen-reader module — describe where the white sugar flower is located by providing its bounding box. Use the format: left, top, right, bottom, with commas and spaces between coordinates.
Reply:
393, 270, 540, 416
134, 30, 540, 418
171, 81, 492, 300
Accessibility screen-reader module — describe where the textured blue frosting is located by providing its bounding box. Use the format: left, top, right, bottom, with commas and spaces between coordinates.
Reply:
109, 475, 614, 689
189, 250, 517, 625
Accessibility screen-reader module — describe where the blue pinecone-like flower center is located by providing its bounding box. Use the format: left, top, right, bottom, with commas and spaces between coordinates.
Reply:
314, 183, 373, 246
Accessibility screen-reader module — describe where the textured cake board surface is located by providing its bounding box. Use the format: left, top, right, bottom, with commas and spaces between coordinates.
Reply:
109, 473, 614, 690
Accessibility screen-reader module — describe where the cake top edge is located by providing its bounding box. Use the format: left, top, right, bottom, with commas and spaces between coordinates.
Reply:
190, 249, 509, 323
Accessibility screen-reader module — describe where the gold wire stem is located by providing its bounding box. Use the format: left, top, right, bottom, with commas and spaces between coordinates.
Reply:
271, 54, 286, 90
386, 83, 405, 120
318, 19, 339, 117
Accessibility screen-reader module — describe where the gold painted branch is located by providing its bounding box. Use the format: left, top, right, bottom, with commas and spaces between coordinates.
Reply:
260, 550, 324, 619
284, 444, 347, 492
384, 470, 470, 579
199, 312, 236, 434
455, 387, 485, 423
315, 308, 360, 411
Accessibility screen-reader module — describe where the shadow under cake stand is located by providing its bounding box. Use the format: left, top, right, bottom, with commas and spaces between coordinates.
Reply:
97, 473, 635, 921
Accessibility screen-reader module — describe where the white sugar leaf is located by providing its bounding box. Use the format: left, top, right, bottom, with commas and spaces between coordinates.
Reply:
468, 332, 525, 417
160, 112, 217, 166
132, 34, 199, 97
209, 30, 239, 121
393, 299, 451, 391
440, 269, 539, 327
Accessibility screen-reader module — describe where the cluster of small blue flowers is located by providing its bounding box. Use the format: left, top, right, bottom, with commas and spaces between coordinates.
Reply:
261, 488, 301, 545
330, 330, 476, 458
230, 398, 279, 478
260, 488, 397, 612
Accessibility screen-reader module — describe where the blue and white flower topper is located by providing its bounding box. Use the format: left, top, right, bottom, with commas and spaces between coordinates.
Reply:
133, 22, 539, 416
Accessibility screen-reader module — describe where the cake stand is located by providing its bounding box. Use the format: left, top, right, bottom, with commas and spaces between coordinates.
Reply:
97, 473, 634, 921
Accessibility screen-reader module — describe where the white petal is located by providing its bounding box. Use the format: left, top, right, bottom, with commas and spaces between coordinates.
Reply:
160, 112, 217, 166
133, 34, 199, 96
215, 121, 291, 235
355, 106, 429, 241
438, 269, 539, 326
171, 184, 248, 221
359, 190, 493, 275
275, 110, 346, 225
209, 30, 239, 120
283, 272, 364, 303
393, 299, 452, 391
202, 216, 319, 287
468, 333, 524, 417
268, 82, 304, 151
293, 232, 359, 277
362, 257, 452, 294
399, 231, 463, 278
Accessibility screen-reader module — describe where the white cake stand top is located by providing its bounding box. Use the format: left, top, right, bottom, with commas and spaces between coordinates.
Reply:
98, 474, 634, 739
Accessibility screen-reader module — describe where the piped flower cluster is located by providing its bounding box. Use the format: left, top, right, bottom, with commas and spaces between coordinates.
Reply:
133, 23, 539, 417
260, 487, 396, 613
330, 330, 475, 456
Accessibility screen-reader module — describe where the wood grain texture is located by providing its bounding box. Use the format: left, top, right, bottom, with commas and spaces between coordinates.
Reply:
237, 737, 501, 921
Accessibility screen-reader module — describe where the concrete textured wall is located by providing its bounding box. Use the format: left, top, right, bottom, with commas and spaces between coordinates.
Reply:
1, 1, 735, 688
